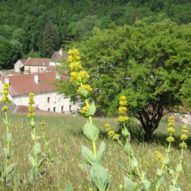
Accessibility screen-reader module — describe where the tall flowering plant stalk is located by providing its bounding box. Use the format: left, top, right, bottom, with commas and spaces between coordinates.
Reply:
0, 83, 16, 186
168, 124, 188, 190
154, 115, 175, 191
66, 49, 110, 191
27, 93, 46, 185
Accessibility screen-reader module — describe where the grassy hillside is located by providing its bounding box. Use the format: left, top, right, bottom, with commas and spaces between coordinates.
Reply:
0, 112, 190, 190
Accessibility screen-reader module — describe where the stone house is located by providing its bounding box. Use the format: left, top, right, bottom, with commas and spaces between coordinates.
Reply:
0, 71, 79, 113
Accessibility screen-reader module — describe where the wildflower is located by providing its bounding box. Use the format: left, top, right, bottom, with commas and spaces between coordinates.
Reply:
104, 123, 112, 132
77, 84, 93, 98
67, 49, 81, 64
1, 83, 10, 112
166, 136, 175, 143
28, 92, 36, 119
155, 151, 164, 162
80, 105, 89, 114
168, 115, 174, 127
118, 106, 127, 113
112, 133, 120, 140
167, 127, 175, 134
70, 71, 89, 83
179, 142, 187, 149
119, 100, 127, 106
118, 116, 128, 122
69, 61, 82, 72
179, 124, 188, 149
166, 115, 175, 143
120, 95, 126, 101
180, 134, 188, 141
2, 105, 9, 112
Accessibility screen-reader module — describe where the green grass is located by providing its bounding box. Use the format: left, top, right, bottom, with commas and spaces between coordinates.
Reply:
0, 112, 191, 190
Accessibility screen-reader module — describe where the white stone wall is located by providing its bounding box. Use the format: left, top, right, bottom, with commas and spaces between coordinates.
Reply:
14, 60, 24, 73
13, 92, 79, 113
49, 62, 61, 66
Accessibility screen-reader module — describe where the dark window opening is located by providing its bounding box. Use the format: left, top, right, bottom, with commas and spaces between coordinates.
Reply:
69, 105, 72, 112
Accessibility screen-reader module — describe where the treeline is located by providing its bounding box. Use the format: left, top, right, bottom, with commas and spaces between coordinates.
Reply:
0, 0, 191, 68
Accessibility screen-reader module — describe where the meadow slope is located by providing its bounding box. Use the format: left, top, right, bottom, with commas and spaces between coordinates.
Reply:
0, 112, 191, 191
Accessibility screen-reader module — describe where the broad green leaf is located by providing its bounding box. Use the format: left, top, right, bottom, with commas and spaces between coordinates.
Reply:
86, 101, 96, 117
124, 176, 136, 191
38, 157, 46, 168
121, 127, 130, 139
30, 118, 35, 127
90, 163, 110, 191
130, 157, 138, 170
81, 145, 96, 165
32, 143, 41, 155
3, 133, 12, 143
83, 121, 99, 141
3, 118, 8, 126
64, 184, 74, 191
141, 179, 151, 190
28, 154, 37, 167
78, 87, 89, 98
2, 163, 16, 177
176, 164, 182, 172
124, 143, 134, 156
2, 147, 10, 159
96, 141, 106, 163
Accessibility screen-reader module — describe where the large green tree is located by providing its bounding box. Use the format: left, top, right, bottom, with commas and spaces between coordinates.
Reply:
74, 18, 191, 140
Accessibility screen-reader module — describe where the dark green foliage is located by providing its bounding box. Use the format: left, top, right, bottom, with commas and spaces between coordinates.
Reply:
74, 17, 191, 139
41, 23, 59, 57
1, 0, 191, 68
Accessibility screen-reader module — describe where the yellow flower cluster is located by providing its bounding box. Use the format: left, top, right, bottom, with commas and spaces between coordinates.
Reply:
166, 115, 175, 143
155, 151, 164, 162
179, 124, 188, 149
68, 61, 82, 72
118, 96, 128, 123
67, 49, 89, 84
67, 48, 81, 64
67, 48, 92, 100
70, 71, 89, 83
1, 83, 10, 112
104, 123, 120, 140
80, 105, 89, 114
27, 92, 36, 119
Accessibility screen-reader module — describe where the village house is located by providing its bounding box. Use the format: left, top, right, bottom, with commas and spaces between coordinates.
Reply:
0, 71, 79, 113
14, 48, 65, 74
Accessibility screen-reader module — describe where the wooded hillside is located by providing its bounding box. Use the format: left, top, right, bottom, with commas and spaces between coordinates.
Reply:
0, 0, 191, 68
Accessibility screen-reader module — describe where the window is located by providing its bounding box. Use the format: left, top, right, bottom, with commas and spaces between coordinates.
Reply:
61, 106, 64, 113
48, 108, 50, 111
53, 107, 56, 112
69, 105, 72, 112
47, 97, 50, 103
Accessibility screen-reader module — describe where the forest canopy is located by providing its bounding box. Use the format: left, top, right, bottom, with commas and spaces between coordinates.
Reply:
1, 0, 191, 68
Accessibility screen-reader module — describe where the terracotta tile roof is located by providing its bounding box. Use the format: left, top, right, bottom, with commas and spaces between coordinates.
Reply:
51, 51, 60, 62
50, 50, 67, 62
20, 59, 27, 64
0, 72, 59, 97
24, 58, 50, 66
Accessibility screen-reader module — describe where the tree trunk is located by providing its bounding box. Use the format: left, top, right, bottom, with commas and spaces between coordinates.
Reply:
138, 102, 164, 141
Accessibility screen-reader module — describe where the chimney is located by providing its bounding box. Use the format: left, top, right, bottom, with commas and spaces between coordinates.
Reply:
59, 48, 63, 56
5, 78, 9, 84
34, 75, 39, 84
56, 73, 61, 80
